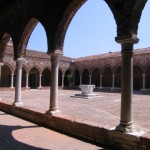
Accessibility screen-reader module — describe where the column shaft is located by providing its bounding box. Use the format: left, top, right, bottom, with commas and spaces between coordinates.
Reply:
80, 75, 82, 85
10, 74, 14, 88
47, 55, 60, 114
100, 75, 103, 88
89, 75, 92, 85
14, 58, 26, 107
26, 74, 29, 88
142, 73, 145, 89
112, 74, 115, 88
116, 43, 134, 132
38, 74, 42, 88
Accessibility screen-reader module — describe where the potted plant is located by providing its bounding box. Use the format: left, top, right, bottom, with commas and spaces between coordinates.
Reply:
67, 74, 74, 87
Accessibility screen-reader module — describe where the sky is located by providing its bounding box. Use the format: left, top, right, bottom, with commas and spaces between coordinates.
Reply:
27, 0, 150, 58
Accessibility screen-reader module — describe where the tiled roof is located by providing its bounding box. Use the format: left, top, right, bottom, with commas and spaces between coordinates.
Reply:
5, 46, 73, 62
5, 45, 150, 62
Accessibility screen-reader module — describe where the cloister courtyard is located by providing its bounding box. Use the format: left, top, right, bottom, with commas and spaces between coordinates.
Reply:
1, 89, 150, 132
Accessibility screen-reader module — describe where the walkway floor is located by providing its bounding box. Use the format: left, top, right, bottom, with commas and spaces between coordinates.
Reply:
0, 111, 111, 150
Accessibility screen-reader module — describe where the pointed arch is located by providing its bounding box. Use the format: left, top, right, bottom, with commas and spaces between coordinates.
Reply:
1, 64, 12, 87
42, 68, 51, 87
0, 33, 11, 61
17, 18, 40, 57
29, 67, 40, 89
64, 69, 71, 86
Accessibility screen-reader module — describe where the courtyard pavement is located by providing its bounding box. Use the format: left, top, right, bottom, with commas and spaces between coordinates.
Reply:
0, 89, 150, 150
0, 89, 150, 132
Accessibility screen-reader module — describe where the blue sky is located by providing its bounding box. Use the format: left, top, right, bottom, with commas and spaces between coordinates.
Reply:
27, 0, 150, 58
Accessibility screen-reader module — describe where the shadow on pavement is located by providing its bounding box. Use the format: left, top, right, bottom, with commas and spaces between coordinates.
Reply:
0, 124, 49, 150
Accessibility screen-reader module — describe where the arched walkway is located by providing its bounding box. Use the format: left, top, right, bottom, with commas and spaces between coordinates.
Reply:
75, 69, 80, 86
29, 67, 39, 89
102, 67, 112, 87
91, 68, 100, 87
82, 69, 89, 84
58, 69, 62, 87
42, 68, 51, 87
22, 68, 26, 87
1, 65, 12, 87
64, 70, 71, 87
115, 66, 121, 87
145, 66, 150, 88
133, 65, 142, 90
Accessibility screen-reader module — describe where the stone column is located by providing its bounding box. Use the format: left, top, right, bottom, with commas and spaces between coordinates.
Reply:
47, 50, 63, 114
89, 75, 92, 85
62, 74, 64, 88
10, 74, 14, 88
116, 39, 138, 133
142, 73, 145, 89
80, 75, 82, 85
25, 74, 29, 89
38, 74, 42, 89
13, 58, 26, 107
99, 75, 103, 88
0, 63, 4, 87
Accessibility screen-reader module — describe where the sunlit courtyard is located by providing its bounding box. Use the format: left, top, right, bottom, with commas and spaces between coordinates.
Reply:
1, 89, 150, 132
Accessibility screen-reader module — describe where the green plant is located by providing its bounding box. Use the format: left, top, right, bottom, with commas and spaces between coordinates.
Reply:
67, 74, 74, 84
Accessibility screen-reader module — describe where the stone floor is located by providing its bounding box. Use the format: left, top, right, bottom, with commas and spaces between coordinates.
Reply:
0, 111, 112, 150
0, 89, 150, 132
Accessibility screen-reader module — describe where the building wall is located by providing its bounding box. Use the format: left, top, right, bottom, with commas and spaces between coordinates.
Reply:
2, 45, 150, 90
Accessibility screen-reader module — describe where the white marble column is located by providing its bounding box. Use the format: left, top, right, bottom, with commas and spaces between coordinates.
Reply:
80, 75, 82, 85
142, 73, 145, 89
89, 75, 92, 85
47, 51, 63, 114
13, 58, 26, 107
38, 74, 42, 89
25, 74, 29, 89
62, 74, 64, 88
10, 74, 14, 88
116, 41, 136, 133
0, 63, 4, 87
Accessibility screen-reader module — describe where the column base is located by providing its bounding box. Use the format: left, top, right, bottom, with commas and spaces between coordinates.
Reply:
13, 101, 24, 107
115, 122, 135, 133
38, 86, 42, 90
46, 109, 61, 115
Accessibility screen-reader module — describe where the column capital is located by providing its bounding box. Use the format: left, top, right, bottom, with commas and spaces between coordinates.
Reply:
48, 50, 64, 56
115, 35, 139, 44
0, 62, 4, 67
16, 58, 27, 64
